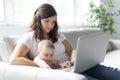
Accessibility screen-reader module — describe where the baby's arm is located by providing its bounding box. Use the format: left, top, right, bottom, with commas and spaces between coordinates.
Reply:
34, 56, 51, 69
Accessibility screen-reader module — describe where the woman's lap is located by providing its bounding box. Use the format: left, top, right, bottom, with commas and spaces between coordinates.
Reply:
82, 74, 98, 80
82, 64, 120, 80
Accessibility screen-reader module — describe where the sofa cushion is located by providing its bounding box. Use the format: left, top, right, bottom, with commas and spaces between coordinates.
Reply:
110, 39, 120, 50
101, 50, 120, 68
0, 62, 87, 80
0, 36, 21, 62
106, 41, 112, 52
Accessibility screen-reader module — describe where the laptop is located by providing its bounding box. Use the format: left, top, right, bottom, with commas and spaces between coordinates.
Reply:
60, 31, 110, 73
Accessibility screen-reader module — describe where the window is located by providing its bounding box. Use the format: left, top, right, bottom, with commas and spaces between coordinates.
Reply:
13, 0, 75, 27
14, 0, 48, 23
51, 0, 74, 27
0, 0, 100, 29
0, 0, 5, 22
75, 0, 100, 26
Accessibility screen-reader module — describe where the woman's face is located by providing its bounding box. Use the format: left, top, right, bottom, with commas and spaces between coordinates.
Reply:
41, 16, 57, 33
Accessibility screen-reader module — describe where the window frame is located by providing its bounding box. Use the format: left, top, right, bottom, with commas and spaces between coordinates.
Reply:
0, 0, 5, 22
3, 0, 14, 25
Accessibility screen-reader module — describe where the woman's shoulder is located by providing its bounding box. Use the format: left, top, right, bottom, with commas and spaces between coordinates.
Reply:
19, 31, 38, 49
58, 31, 67, 41
24, 31, 35, 37
22, 31, 35, 39
20, 31, 36, 43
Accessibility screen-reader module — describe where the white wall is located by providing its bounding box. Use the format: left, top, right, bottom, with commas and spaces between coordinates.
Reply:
0, 0, 120, 39
102, 0, 120, 39
111, 0, 120, 39
0, 25, 28, 37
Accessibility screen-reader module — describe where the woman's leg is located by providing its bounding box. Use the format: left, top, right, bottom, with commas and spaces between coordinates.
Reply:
82, 64, 120, 80
82, 74, 98, 80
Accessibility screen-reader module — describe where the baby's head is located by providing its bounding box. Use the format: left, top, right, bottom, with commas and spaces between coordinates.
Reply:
37, 40, 55, 61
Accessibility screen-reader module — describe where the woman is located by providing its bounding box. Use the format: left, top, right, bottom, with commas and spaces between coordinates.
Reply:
9, 3, 120, 80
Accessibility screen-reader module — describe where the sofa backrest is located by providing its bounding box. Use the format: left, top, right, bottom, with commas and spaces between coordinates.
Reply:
62, 28, 101, 48
0, 36, 22, 62
0, 28, 103, 62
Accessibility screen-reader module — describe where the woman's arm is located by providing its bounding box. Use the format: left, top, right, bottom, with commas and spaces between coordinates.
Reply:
9, 43, 37, 66
62, 39, 76, 64
62, 39, 74, 58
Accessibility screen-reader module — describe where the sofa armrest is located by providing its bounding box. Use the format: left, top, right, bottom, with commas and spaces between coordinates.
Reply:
0, 56, 2, 61
109, 39, 120, 50
0, 62, 87, 80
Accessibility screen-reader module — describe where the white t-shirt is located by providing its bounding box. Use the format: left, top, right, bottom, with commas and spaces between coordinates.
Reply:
19, 31, 69, 62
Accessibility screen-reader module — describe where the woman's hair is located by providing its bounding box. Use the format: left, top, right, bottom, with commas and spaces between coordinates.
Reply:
29, 3, 59, 43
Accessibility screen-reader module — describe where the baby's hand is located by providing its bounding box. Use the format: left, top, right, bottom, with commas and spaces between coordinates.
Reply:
41, 64, 51, 69
33, 56, 51, 69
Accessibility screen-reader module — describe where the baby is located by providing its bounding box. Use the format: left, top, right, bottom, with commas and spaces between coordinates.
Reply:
34, 39, 71, 69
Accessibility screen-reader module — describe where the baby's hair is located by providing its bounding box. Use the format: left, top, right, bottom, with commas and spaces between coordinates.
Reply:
38, 39, 55, 50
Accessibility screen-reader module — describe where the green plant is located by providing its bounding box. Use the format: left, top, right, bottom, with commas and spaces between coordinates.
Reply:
86, 1, 120, 34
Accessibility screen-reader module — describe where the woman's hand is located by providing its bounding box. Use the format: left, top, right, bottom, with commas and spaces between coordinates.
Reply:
60, 61, 72, 68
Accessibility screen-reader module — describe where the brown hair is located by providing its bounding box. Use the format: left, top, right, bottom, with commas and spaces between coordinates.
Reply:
29, 3, 59, 43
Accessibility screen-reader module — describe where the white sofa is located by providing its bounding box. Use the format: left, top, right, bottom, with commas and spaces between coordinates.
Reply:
0, 28, 120, 80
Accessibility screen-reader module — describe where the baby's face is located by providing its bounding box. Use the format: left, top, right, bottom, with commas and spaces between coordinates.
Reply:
38, 47, 54, 61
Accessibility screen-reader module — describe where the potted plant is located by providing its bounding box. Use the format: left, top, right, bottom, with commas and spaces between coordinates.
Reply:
86, 1, 120, 34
